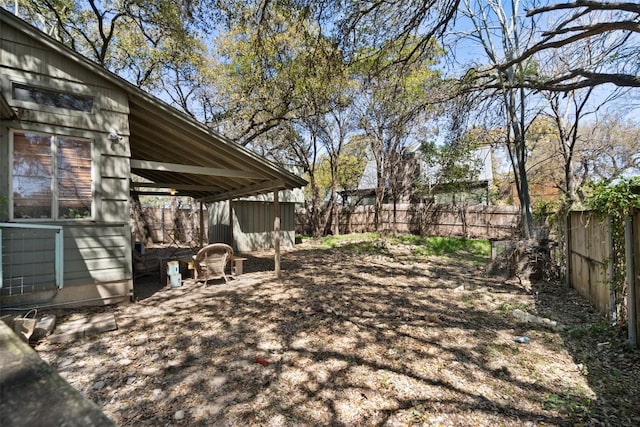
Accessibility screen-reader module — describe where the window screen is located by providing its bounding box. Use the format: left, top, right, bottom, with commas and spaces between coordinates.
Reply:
12, 132, 92, 220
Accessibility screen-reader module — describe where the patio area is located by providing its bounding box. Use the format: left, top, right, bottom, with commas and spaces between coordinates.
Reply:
34, 237, 640, 426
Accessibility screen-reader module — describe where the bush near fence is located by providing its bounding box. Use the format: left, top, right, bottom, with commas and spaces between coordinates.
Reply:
296, 204, 520, 240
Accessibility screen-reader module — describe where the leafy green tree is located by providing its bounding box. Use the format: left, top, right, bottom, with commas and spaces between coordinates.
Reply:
9, 0, 208, 94
336, 137, 368, 195
419, 129, 484, 201
222, 0, 461, 65
524, 117, 567, 200
578, 114, 640, 185
354, 38, 443, 231
212, 3, 359, 236
313, 138, 368, 220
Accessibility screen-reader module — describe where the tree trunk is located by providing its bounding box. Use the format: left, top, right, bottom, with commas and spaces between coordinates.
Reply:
374, 177, 384, 233
517, 160, 535, 238
331, 164, 340, 236
392, 198, 398, 235
308, 175, 323, 238
373, 151, 385, 232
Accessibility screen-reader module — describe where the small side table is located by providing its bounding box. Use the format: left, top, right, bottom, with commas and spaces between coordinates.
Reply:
176, 257, 195, 279
232, 257, 247, 276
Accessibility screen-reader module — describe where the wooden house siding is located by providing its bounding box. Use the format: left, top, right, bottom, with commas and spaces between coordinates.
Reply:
0, 25, 130, 105
1, 19, 133, 305
209, 200, 296, 252
0, 127, 7, 214
63, 225, 130, 284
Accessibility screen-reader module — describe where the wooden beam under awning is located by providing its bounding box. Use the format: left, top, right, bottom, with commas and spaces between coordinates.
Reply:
130, 190, 174, 196
199, 180, 286, 203
130, 159, 265, 179
130, 182, 224, 192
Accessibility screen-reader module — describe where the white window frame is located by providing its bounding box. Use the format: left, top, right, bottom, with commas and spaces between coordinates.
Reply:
9, 129, 95, 222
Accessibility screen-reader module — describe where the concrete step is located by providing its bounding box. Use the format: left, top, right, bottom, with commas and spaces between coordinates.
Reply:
48, 313, 117, 343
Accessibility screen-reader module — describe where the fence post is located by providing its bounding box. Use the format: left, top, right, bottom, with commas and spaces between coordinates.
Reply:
161, 208, 165, 244
608, 217, 617, 325
228, 199, 234, 248
635, 209, 640, 348
565, 214, 572, 288
199, 202, 205, 246
626, 216, 637, 347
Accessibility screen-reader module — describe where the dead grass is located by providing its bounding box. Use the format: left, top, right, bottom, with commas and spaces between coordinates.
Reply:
35, 236, 640, 426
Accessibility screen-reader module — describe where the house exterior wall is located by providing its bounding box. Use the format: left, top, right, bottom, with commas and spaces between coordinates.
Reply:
0, 22, 132, 307
209, 200, 296, 252
354, 147, 494, 206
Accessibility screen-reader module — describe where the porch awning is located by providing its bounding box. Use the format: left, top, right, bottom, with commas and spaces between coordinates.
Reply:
127, 95, 306, 202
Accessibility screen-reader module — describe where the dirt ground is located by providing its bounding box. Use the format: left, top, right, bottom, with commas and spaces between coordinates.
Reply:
35, 237, 640, 426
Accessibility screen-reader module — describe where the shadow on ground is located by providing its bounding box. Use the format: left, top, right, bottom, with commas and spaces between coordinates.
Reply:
532, 281, 640, 425
35, 241, 640, 426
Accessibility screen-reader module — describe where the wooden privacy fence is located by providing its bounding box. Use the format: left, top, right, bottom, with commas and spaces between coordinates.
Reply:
297, 204, 520, 240
631, 209, 640, 346
566, 211, 614, 317
130, 207, 207, 246
566, 209, 640, 346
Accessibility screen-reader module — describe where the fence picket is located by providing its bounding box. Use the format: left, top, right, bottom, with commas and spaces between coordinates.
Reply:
296, 204, 520, 239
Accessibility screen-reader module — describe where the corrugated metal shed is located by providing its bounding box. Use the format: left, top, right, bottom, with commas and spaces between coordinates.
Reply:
0, 9, 306, 202
209, 200, 297, 251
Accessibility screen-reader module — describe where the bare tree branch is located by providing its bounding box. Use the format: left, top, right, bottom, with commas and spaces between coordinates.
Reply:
471, 69, 640, 92
542, 20, 640, 37
489, 1, 640, 90
527, 1, 640, 17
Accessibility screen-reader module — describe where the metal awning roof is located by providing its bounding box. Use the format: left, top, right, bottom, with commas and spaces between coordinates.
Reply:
126, 93, 307, 202
2, 10, 307, 203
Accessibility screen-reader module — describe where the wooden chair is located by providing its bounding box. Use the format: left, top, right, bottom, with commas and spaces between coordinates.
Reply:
193, 243, 233, 284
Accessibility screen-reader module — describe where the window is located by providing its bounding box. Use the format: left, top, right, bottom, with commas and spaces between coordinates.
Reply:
12, 83, 93, 112
12, 132, 93, 220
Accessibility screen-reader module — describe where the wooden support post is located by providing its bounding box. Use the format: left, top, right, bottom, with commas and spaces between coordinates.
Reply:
565, 214, 572, 288
228, 199, 234, 249
626, 216, 637, 347
608, 217, 617, 325
634, 209, 640, 348
199, 201, 205, 246
170, 193, 177, 243
161, 208, 166, 244
274, 189, 281, 279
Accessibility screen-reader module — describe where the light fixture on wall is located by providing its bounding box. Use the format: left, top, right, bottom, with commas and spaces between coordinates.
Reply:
107, 131, 122, 141
170, 188, 177, 196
